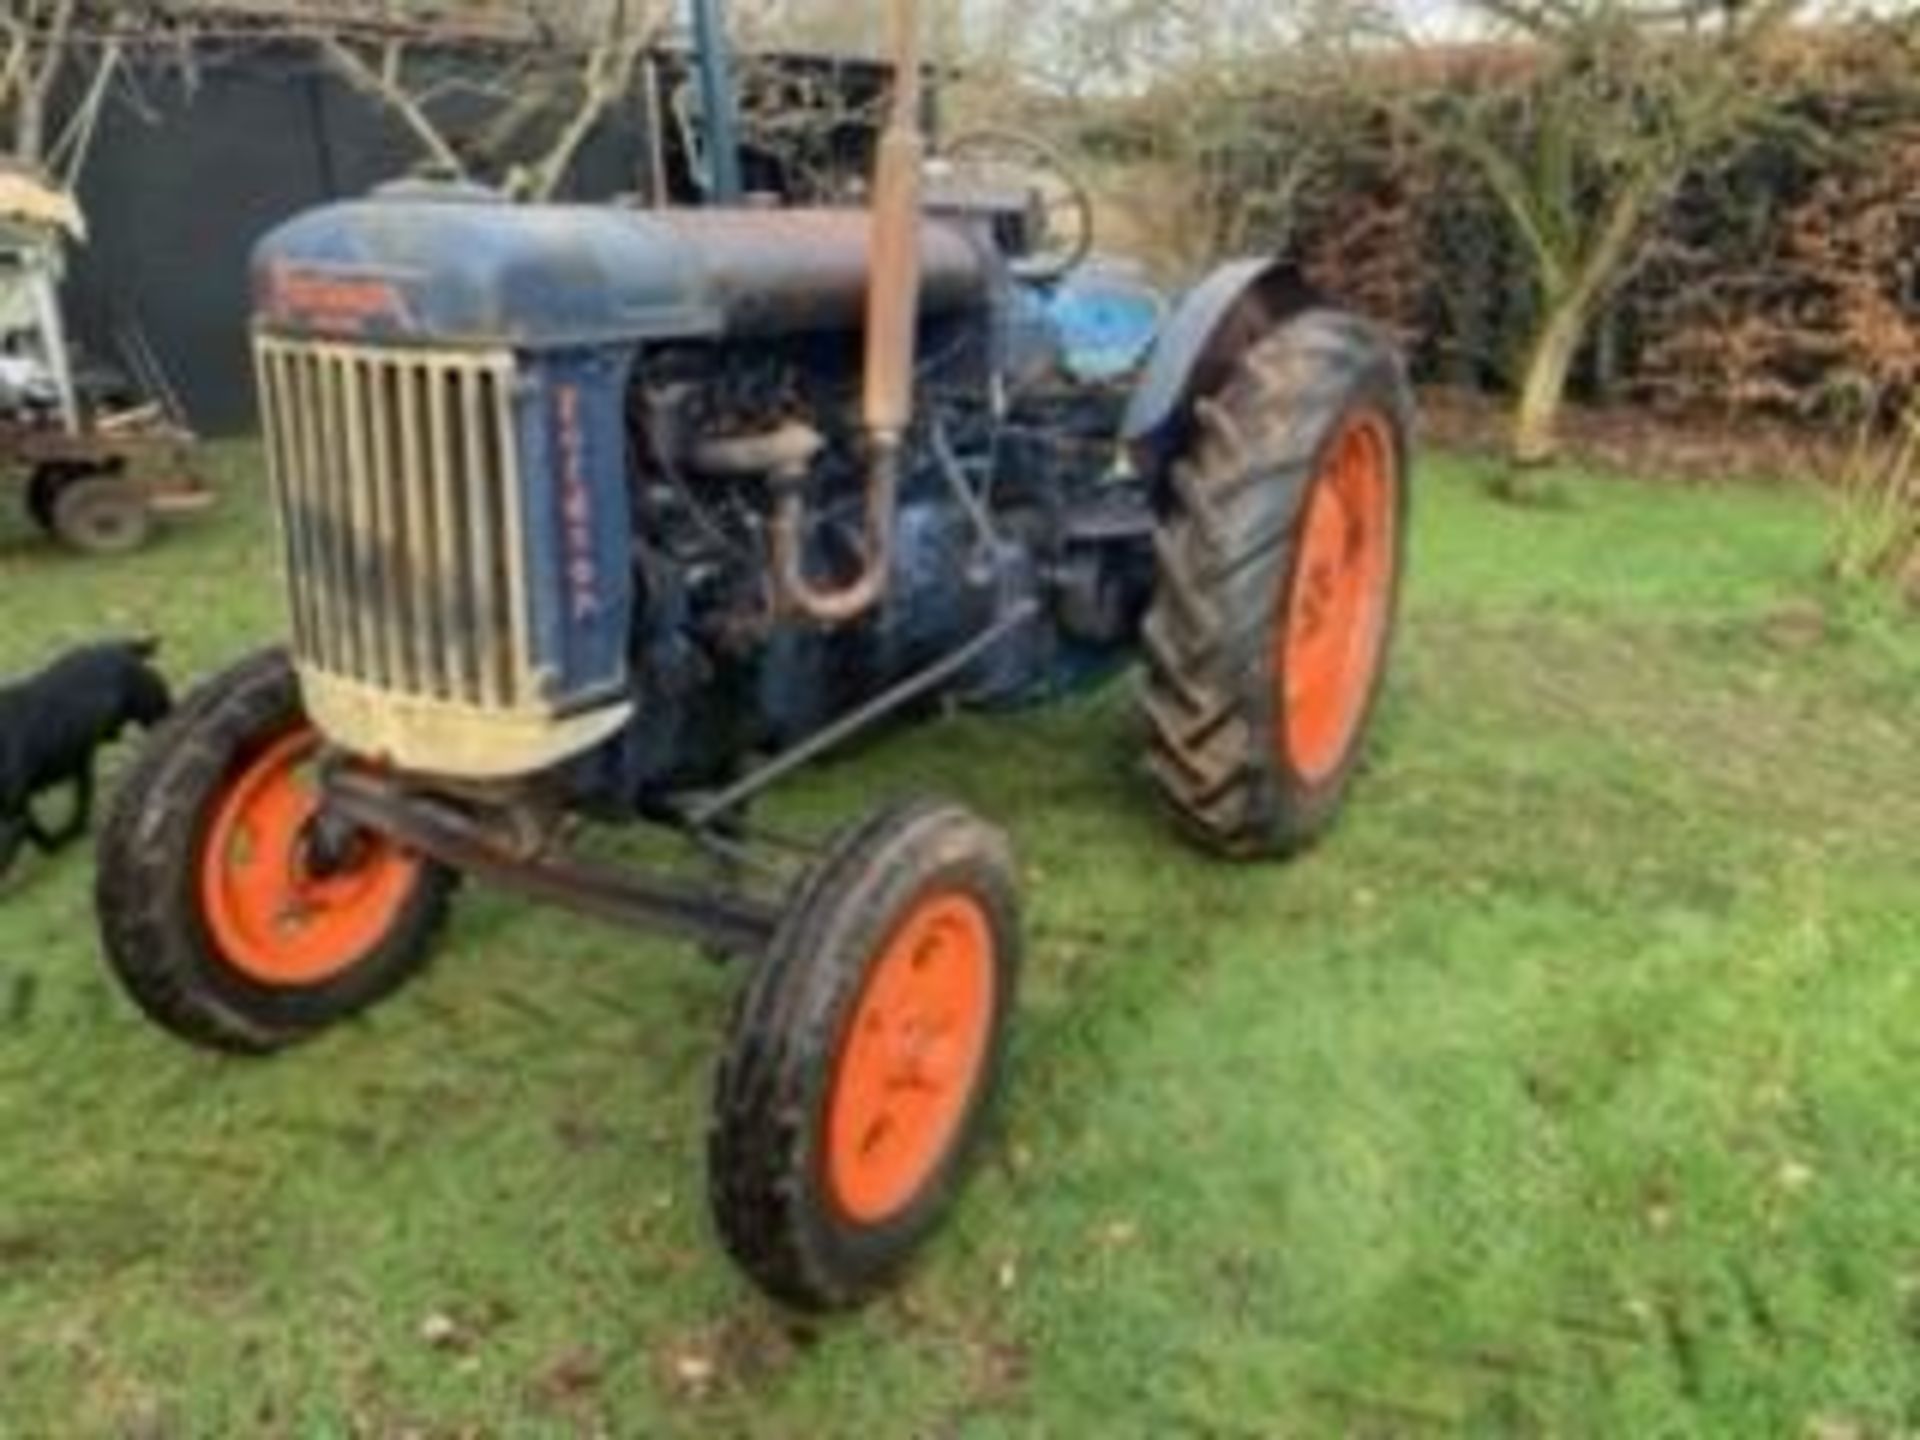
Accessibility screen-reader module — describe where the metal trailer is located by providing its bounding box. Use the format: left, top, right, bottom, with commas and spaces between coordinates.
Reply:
0, 167, 212, 554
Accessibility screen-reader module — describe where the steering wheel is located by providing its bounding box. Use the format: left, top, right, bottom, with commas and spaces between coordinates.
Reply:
937, 129, 1097, 283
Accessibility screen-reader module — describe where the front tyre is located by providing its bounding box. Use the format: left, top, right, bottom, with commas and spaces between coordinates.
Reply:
96, 649, 454, 1054
1141, 309, 1412, 858
709, 800, 1022, 1311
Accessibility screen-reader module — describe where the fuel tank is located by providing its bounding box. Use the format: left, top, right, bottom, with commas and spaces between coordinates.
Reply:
251, 184, 997, 349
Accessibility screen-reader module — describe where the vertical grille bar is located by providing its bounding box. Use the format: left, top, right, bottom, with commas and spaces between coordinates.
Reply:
269, 347, 318, 659
428, 360, 474, 701
493, 362, 534, 706
396, 363, 438, 698
316, 350, 356, 678
268, 348, 304, 653
461, 365, 505, 709
339, 354, 380, 684
254, 347, 302, 653
365, 359, 410, 691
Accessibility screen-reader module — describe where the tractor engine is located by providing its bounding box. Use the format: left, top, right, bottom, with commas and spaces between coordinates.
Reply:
250, 187, 1143, 803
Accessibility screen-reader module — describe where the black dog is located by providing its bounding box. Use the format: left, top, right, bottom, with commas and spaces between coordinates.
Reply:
0, 640, 173, 878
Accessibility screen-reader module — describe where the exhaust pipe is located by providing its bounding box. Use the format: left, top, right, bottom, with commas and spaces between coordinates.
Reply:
863, 0, 927, 444
772, 0, 923, 624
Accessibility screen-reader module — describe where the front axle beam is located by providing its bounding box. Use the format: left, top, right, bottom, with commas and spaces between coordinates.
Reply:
325, 771, 782, 957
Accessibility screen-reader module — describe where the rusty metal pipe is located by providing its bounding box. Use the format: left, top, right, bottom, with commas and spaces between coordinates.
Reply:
770, 443, 901, 624
776, 0, 923, 625
863, 0, 925, 439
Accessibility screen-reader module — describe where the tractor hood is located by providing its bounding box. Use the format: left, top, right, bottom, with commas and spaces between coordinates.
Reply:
251, 184, 995, 349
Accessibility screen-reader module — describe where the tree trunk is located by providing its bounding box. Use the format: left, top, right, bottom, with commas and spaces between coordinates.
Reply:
1508, 174, 1661, 470
15, 64, 48, 162
1511, 290, 1592, 468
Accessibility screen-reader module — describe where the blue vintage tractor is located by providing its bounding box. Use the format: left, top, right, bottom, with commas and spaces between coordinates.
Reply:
95, 1, 1412, 1309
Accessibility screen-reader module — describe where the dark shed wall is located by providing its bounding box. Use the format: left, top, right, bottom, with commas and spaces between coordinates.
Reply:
69, 59, 329, 434
63, 47, 666, 434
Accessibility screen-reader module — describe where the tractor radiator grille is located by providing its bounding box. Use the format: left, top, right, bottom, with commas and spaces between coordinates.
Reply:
254, 337, 534, 711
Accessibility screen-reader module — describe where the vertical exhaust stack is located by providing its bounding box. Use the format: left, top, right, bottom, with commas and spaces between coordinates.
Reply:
863, 0, 926, 446
771, 0, 924, 623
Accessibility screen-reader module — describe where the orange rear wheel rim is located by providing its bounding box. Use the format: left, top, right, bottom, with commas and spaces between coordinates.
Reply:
199, 728, 421, 988
1277, 412, 1398, 783
826, 892, 998, 1226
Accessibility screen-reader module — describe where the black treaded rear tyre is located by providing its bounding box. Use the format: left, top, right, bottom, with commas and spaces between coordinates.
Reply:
1140, 308, 1412, 858
709, 798, 1022, 1311
95, 648, 455, 1054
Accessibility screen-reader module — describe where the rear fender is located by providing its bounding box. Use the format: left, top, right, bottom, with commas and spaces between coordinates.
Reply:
1121, 259, 1322, 481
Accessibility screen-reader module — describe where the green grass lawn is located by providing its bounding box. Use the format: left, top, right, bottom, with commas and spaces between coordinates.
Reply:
2, 448, 1918, 1438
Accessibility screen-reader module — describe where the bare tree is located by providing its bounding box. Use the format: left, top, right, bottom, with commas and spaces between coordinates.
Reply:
316, 25, 468, 176
961, 0, 1397, 99
1392, 0, 1816, 468
313, 0, 670, 202
503, 3, 656, 203
730, 0, 969, 58
0, 1, 146, 188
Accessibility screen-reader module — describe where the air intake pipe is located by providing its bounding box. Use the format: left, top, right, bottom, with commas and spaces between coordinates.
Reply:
770, 0, 924, 624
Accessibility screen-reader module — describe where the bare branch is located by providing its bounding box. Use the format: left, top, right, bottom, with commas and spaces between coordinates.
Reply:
318, 32, 468, 179
47, 35, 122, 186
509, 0, 666, 203
0, 17, 33, 117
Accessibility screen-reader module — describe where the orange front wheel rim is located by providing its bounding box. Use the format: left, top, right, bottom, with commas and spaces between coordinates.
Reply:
826, 892, 998, 1226
199, 728, 421, 988
1278, 413, 1399, 783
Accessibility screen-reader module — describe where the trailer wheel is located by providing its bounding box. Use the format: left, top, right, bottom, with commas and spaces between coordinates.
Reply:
1141, 309, 1412, 858
96, 649, 455, 1054
709, 799, 1021, 1311
51, 475, 152, 555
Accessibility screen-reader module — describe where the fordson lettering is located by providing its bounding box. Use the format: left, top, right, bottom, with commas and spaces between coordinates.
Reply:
263, 263, 414, 336
555, 384, 601, 622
